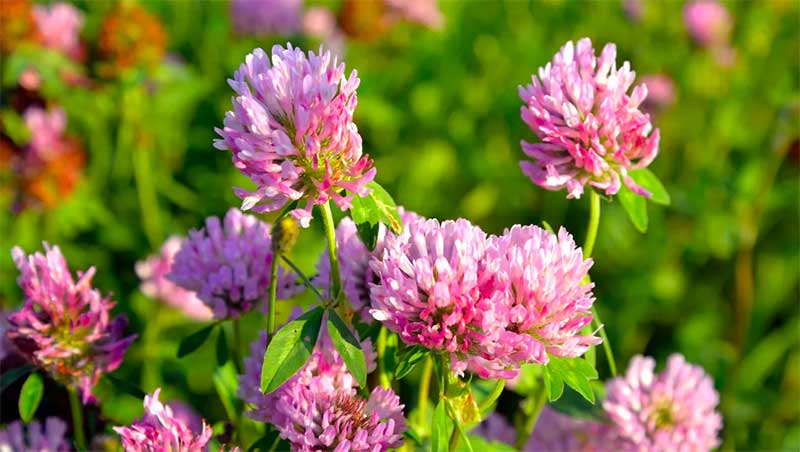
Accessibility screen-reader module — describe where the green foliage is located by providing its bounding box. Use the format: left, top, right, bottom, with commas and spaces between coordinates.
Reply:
260, 307, 324, 393
543, 356, 600, 404
617, 184, 649, 233
18, 373, 44, 423
177, 323, 217, 358
326, 310, 368, 388
350, 181, 403, 248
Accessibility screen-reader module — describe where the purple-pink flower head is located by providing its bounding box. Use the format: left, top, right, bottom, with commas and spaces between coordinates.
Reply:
7, 243, 136, 404
683, 0, 732, 48
24, 106, 67, 162
214, 44, 375, 227
490, 225, 600, 366
113, 388, 213, 452
315, 209, 423, 324
135, 235, 213, 321
168, 208, 302, 320
524, 407, 610, 452
0, 417, 69, 451
519, 38, 660, 199
33, 2, 84, 60
369, 218, 511, 378
239, 325, 404, 451
230, 0, 302, 37
384, 0, 444, 29
603, 354, 722, 451
474, 413, 516, 446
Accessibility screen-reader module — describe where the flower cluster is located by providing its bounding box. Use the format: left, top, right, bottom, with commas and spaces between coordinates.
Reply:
113, 388, 213, 451
603, 354, 722, 451
214, 44, 375, 227
519, 38, 659, 199
314, 209, 422, 323
370, 218, 598, 378
97, 3, 166, 76
239, 321, 405, 451
135, 235, 213, 321
230, 0, 302, 37
168, 208, 302, 319
0, 417, 69, 451
683, 0, 732, 49
7, 243, 136, 404
524, 407, 610, 452
32, 2, 84, 60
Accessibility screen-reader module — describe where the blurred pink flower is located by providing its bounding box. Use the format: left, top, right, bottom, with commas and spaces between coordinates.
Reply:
168, 208, 302, 319
384, 0, 444, 29
135, 235, 213, 321
314, 209, 422, 324
603, 354, 722, 451
24, 106, 67, 161
683, 0, 732, 48
7, 243, 136, 404
239, 321, 403, 451
524, 407, 610, 452
113, 388, 213, 452
229, 0, 302, 37
639, 74, 676, 112
0, 417, 69, 451
519, 38, 660, 199
303, 7, 346, 54
215, 44, 375, 227
32, 2, 84, 60
489, 225, 600, 366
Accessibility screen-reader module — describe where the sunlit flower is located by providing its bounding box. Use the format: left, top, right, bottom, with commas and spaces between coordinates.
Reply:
0, 417, 69, 451
32, 2, 84, 60
314, 209, 422, 323
97, 3, 166, 77
214, 44, 375, 227
168, 208, 302, 319
489, 225, 600, 366
230, 0, 302, 37
683, 0, 732, 48
524, 407, 609, 452
519, 38, 660, 199
239, 321, 403, 451
113, 388, 213, 452
603, 354, 722, 451
135, 236, 213, 321
7, 243, 136, 404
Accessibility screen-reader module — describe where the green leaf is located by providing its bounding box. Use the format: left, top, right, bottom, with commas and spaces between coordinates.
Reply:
216, 328, 229, 366
550, 381, 606, 420
213, 361, 240, 422
543, 364, 565, 401
103, 373, 146, 399
1, 109, 30, 145
628, 168, 671, 206
545, 356, 599, 404
19, 372, 43, 422
540, 220, 555, 234
395, 345, 428, 380
327, 310, 367, 388
431, 399, 450, 452
617, 184, 648, 233
177, 323, 217, 358
350, 181, 403, 234
248, 427, 280, 452
261, 307, 324, 393
0, 365, 34, 392
356, 222, 380, 251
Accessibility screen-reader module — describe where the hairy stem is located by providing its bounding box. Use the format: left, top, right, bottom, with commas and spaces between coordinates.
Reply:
320, 201, 341, 302
68, 388, 87, 451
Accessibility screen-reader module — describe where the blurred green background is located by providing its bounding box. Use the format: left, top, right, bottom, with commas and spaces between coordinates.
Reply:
1, 0, 798, 450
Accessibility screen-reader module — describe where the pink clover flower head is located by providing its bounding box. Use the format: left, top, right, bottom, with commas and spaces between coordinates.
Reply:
384, 0, 444, 29
0, 417, 69, 451
239, 325, 404, 451
474, 413, 516, 446
519, 38, 660, 199
524, 407, 610, 452
315, 209, 423, 324
230, 0, 302, 37
113, 388, 213, 452
24, 107, 67, 162
7, 243, 136, 404
603, 354, 722, 451
369, 218, 511, 378
167, 208, 302, 319
639, 74, 676, 112
489, 225, 600, 366
214, 44, 375, 227
683, 0, 732, 48
135, 235, 213, 321
33, 2, 84, 60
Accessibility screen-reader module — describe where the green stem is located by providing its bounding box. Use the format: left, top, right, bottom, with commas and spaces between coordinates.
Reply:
376, 327, 391, 388
448, 424, 460, 452
267, 255, 279, 343
281, 255, 324, 301
233, 319, 243, 374
583, 190, 601, 259
478, 379, 506, 414
417, 356, 433, 430
320, 201, 341, 302
68, 388, 87, 451
593, 313, 617, 376
516, 384, 547, 449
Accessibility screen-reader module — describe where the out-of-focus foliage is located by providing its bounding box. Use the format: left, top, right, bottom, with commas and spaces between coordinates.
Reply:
1, 1, 797, 450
